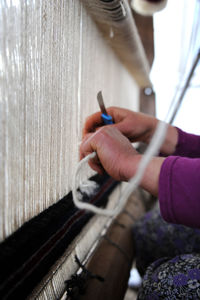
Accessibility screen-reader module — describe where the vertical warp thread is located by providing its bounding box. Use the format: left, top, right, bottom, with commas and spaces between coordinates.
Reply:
0, 0, 139, 239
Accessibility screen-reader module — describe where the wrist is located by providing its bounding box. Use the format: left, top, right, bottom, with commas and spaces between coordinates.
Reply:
125, 154, 165, 196
125, 154, 142, 181
160, 125, 178, 155
142, 116, 159, 144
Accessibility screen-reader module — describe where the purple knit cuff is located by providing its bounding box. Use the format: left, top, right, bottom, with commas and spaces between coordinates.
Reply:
173, 127, 200, 158
159, 156, 179, 224
159, 155, 200, 228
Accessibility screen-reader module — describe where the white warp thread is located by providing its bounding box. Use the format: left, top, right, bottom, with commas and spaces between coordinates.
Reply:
72, 120, 168, 217
0, 0, 140, 241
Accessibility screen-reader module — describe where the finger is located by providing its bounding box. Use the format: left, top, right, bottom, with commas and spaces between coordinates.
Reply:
79, 131, 99, 160
80, 133, 105, 174
82, 111, 103, 138
88, 154, 105, 175
107, 106, 127, 123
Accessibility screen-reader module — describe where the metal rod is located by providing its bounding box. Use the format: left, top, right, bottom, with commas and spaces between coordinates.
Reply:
169, 49, 200, 124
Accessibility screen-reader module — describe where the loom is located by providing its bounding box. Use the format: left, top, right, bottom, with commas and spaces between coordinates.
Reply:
0, 0, 165, 298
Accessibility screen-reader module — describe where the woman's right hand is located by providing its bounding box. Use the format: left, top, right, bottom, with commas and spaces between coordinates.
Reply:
83, 106, 158, 144
83, 106, 178, 156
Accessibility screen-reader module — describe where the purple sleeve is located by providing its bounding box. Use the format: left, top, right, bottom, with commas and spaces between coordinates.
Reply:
159, 156, 200, 228
173, 127, 200, 158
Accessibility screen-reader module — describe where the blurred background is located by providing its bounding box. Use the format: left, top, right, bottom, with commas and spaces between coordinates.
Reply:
151, 0, 200, 134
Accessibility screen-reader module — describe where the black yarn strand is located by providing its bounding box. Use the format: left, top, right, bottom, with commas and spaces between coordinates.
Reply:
65, 255, 104, 300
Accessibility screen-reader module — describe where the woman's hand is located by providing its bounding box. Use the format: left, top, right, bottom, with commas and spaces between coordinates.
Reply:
80, 126, 140, 182
83, 106, 178, 156
80, 125, 165, 196
83, 106, 156, 144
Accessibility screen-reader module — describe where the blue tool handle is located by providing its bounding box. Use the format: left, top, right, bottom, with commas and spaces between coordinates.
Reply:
101, 113, 113, 125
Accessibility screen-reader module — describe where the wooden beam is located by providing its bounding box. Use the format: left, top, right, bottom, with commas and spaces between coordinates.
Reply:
131, 11, 156, 116
132, 11, 154, 67
78, 191, 145, 300
140, 88, 155, 116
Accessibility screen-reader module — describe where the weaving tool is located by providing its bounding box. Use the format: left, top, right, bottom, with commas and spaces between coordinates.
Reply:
97, 91, 113, 125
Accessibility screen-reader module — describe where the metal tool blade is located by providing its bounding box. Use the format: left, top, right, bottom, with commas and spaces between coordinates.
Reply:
97, 91, 108, 116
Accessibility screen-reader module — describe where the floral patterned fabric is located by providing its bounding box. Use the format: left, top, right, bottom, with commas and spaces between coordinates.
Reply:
133, 209, 200, 299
